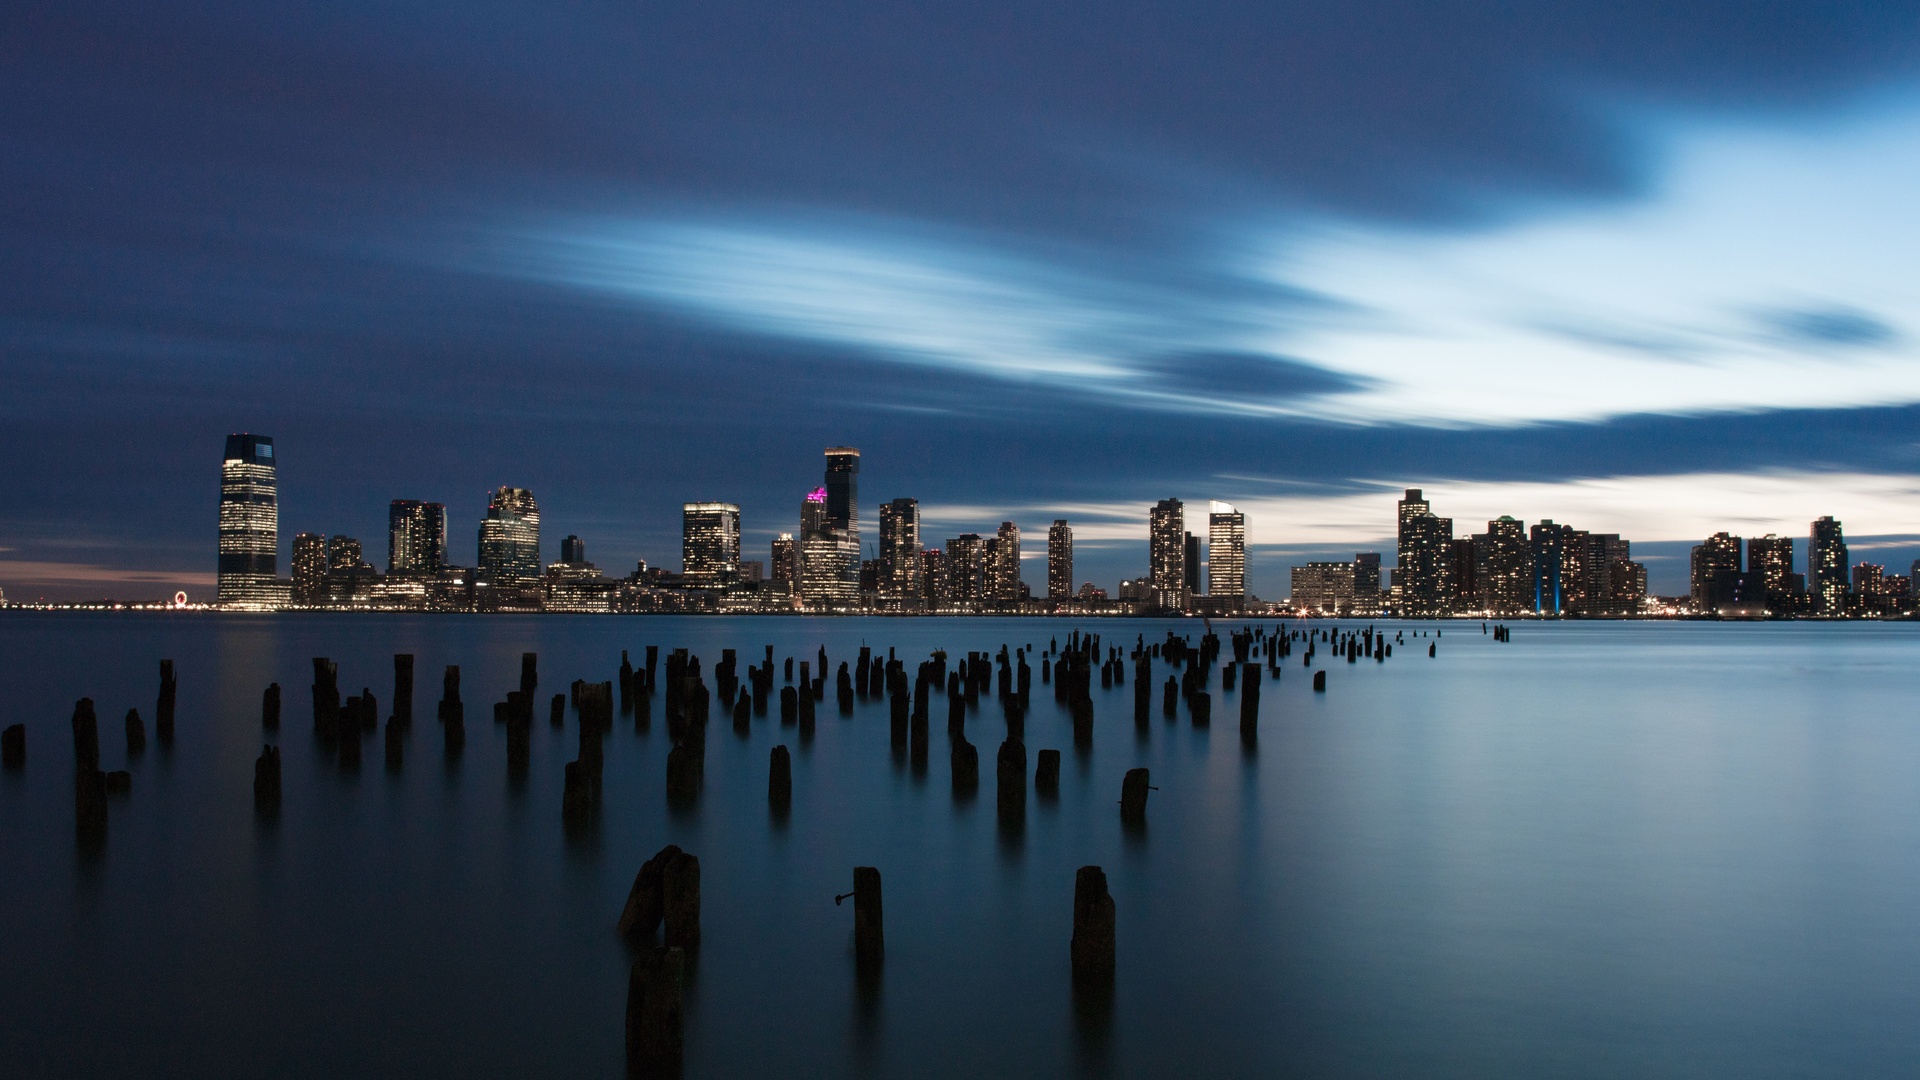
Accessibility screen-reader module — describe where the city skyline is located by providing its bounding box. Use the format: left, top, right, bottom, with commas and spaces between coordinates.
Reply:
165, 432, 1920, 617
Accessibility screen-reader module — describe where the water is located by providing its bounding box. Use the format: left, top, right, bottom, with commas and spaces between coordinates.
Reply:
2, 615, 1918, 1079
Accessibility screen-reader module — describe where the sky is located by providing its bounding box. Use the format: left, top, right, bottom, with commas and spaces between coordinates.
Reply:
5, 1, 1920, 600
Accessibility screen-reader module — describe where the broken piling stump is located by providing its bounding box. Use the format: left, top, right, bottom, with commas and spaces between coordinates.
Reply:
1, 723, 23, 768
769, 744, 792, 810
849, 866, 883, 966
1035, 748, 1060, 796
1120, 767, 1151, 824
254, 744, 281, 809
124, 708, 145, 756
1071, 866, 1116, 983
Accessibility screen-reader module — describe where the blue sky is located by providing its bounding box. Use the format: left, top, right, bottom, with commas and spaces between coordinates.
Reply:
4, 1, 1920, 599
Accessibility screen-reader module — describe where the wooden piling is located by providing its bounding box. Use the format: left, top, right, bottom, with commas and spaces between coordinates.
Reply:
1035, 748, 1061, 796
1120, 768, 1151, 823
254, 744, 281, 809
852, 866, 883, 966
769, 744, 792, 809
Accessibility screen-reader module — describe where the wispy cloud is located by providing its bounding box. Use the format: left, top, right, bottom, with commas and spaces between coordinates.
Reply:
0, 560, 215, 589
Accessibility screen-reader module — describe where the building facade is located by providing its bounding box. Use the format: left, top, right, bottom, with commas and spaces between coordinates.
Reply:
1291, 562, 1356, 615
217, 433, 279, 604
1396, 489, 1453, 616
291, 532, 327, 603
878, 498, 922, 605
1809, 516, 1849, 615
1048, 520, 1073, 600
989, 521, 1022, 602
682, 502, 741, 589
1149, 498, 1185, 609
1207, 502, 1246, 603
477, 486, 541, 587
387, 500, 448, 576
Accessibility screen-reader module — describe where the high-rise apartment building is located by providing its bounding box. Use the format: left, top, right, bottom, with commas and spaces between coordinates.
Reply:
327, 535, 364, 573
1449, 536, 1479, 611
387, 500, 448, 576
1809, 516, 1849, 615
878, 498, 922, 605
1291, 562, 1356, 614
989, 521, 1022, 601
1048, 520, 1073, 600
477, 486, 541, 587
1396, 489, 1453, 616
1689, 532, 1742, 612
945, 534, 986, 606
1479, 517, 1531, 614
291, 532, 327, 603
771, 534, 798, 591
1747, 534, 1794, 603
921, 547, 946, 605
682, 502, 741, 589
1352, 552, 1383, 615
1530, 520, 1567, 614
1207, 502, 1246, 602
217, 433, 279, 604
1184, 532, 1203, 595
1149, 498, 1185, 608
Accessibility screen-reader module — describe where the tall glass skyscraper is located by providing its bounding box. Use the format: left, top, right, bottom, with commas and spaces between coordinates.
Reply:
217, 433, 278, 604
1207, 501, 1246, 602
1396, 489, 1453, 616
799, 448, 861, 606
477, 487, 541, 587
388, 500, 448, 575
1047, 520, 1073, 600
990, 520, 1022, 601
682, 502, 741, 588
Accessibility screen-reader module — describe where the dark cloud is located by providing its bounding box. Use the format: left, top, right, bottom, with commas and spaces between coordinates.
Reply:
1762, 306, 1899, 347
6, 0, 1920, 596
1141, 352, 1373, 401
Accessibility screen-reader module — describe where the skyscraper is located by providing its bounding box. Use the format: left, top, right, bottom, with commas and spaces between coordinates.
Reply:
291, 532, 327, 603
1809, 516, 1849, 615
388, 500, 448, 576
1184, 532, 1202, 595
1689, 532, 1742, 612
1149, 499, 1185, 608
326, 535, 364, 573
682, 502, 741, 588
1047, 520, 1073, 600
921, 547, 946, 605
989, 520, 1022, 601
771, 534, 798, 591
477, 487, 541, 587
799, 448, 862, 606
1480, 517, 1531, 615
1748, 534, 1797, 611
1530, 520, 1567, 614
217, 433, 278, 604
1352, 552, 1383, 615
1396, 489, 1453, 616
1207, 501, 1246, 603
944, 533, 986, 606
878, 498, 923, 605
1291, 562, 1355, 614
560, 534, 587, 566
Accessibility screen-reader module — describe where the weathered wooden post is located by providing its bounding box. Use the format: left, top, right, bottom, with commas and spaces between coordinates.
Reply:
313, 658, 340, 738
262, 683, 281, 729
769, 744, 792, 810
71, 698, 99, 772
520, 652, 538, 700
1, 723, 23, 768
124, 708, 145, 756
997, 738, 1027, 821
155, 659, 177, 743
1071, 866, 1116, 983
254, 744, 281, 809
951, 735, 979, 794
393, 654, 414, 726
626, 946, 685, 1075
847, 866, 883, 966
1120, 768, 1151, 824
1189, 691, 1211, 727
76, 765, 108, 846
384, 716, 403, 771
1313, 670, 1327, 692
1035, 748, 1061, 796
663, 849, 701, 947
561, 760, 601, 825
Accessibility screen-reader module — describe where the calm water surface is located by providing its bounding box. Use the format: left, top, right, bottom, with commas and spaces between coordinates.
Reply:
2, 615, 1917, 1078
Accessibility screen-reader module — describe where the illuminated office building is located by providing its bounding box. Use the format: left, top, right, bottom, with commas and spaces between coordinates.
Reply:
1206, 502, 1245, 602
477, 487, 541, 587
560, 534, 587, 566
1479, 517, 1531, 615
1291, 562, 1355, 615
1352, 552, 1383, 615
1047, 520, 1073, 600
1689, 532, 1742, 612
327, 535, 364, 573
921, 547, 946, 605
682, 502, 741, 589
217, 433, 279, 604
387, 500, 448, 575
